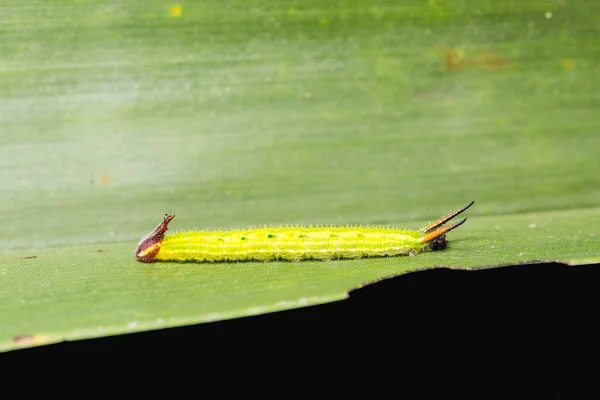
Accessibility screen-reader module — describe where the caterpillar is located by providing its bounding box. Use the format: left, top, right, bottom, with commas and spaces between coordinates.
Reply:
135, 201, 474, 263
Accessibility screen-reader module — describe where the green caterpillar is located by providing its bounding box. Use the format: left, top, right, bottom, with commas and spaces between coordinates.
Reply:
135, 201, 474, 263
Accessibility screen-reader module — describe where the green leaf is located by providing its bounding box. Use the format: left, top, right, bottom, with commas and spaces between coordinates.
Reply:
1, 0, 599, 352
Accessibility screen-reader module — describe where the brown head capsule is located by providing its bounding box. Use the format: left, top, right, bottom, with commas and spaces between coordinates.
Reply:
427, 234, 448, 251
135, 214, 175, 262
418, 201, 474, 251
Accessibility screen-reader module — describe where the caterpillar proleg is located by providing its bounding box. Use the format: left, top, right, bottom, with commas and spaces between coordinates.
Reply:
135, 201, 474, 263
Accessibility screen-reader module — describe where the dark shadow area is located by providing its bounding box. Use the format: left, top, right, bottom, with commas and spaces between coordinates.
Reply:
3, 262, 600, 372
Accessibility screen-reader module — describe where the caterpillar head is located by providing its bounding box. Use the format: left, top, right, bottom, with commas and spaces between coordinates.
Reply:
418, 201, 474, 251
427, 234, 448, 251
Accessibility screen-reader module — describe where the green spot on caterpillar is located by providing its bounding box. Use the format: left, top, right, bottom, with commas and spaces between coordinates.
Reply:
135, 201, 474, 263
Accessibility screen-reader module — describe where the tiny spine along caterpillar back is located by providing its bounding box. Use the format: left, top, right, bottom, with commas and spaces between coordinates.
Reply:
135, 201, 474, 263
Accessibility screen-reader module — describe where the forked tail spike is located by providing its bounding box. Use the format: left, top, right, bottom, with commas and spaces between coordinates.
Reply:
135, 214, 176, 262
421, 201, 475, 233
418, 217, 467, 244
